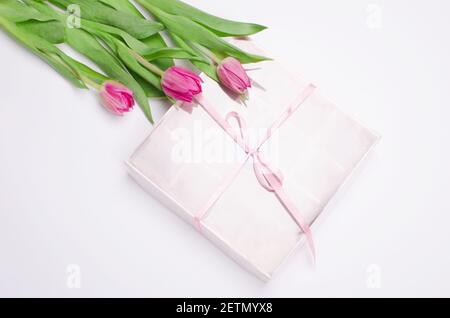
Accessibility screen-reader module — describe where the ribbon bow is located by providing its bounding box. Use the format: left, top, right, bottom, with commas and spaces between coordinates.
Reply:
193, 83, 317, 260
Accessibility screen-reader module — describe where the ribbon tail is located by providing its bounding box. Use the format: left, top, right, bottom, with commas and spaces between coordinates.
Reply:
274, 188, 316, 263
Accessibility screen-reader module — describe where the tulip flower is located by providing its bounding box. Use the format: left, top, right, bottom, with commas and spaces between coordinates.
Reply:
161, 66, 203, 103
99, 80, 135, 115
217, 57, 251, 97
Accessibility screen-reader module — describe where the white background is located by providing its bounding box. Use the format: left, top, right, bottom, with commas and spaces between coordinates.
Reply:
1, 0, 449, 297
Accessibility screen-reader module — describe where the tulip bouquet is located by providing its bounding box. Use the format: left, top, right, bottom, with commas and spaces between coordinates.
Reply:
0, 0, 268, 123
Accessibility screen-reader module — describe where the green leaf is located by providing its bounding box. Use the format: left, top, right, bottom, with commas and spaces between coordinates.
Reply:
137, 0, 269, 64
95, 0, 176, 70
99, 0, 145, 18
143, 47, 206, 62
25, 0, 154, 55
0, 16, 86, 88
36, 51, 87, 88
97, 0, 179, 70
16, 20, 66, 44
0, 0, 52, 23
80, 19, 151, 55
22, 0, 62, 19
170, 32, 218, 81
141, 34, 173, 70
65, 28, 153, 122
83, 20, 201, 63
48, 0, 164, 39
62, 56, 110, 86
141, 0, 267, 37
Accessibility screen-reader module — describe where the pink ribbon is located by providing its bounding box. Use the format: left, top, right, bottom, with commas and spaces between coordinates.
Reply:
193, 83, 317, 260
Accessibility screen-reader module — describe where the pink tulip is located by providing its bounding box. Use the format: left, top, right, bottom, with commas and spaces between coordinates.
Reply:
99, 81, 134, 115
161, 66, 203, 103
217, 57, 251, 96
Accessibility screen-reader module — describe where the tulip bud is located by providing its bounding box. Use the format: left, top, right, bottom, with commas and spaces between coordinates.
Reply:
217, 57, 251, 96
99, 81, 134, 116
161, 66, 203, 103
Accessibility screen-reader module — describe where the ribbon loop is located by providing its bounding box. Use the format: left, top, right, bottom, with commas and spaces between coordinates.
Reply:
225, 111, 252, 154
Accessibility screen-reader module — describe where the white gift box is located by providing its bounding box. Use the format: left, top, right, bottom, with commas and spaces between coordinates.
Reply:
126, 40, 379, 281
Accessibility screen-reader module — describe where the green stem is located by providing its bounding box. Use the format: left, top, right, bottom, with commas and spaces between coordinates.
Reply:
191, 42, 221, 65
129, 49, 165, 76
80, 75, 101, 90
